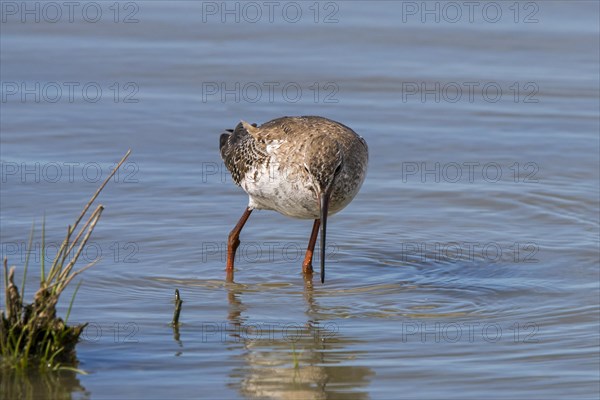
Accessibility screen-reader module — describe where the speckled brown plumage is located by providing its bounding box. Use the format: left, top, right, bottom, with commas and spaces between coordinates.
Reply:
220, 116, 368, 217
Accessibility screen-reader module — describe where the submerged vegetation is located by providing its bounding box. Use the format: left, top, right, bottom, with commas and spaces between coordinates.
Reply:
1, 150, 131, 372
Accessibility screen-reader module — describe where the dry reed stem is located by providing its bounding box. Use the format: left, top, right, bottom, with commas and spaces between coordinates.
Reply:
70, 149, 131, 236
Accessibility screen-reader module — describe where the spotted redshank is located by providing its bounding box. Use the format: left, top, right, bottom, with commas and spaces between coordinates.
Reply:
220, 116, 368, 283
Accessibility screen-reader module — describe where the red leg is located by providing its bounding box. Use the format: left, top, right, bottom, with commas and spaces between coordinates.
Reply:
302, 219, 320, 274
226, 207, 253, 273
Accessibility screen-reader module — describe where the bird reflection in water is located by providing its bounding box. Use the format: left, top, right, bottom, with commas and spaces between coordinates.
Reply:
225, 275, 373, 399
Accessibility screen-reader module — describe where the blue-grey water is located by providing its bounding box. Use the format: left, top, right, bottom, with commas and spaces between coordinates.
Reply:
1, 1, 599, 399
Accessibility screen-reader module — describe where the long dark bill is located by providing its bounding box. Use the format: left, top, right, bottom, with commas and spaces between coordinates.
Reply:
319, 191, 331, 284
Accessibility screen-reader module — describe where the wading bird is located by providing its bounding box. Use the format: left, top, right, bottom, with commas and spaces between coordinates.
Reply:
220, 116, 368, 283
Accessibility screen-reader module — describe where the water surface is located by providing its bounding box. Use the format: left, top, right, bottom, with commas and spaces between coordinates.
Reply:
1, 1, 599, 399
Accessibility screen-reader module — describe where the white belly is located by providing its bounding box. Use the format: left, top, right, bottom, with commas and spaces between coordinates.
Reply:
242, 160, 320, 219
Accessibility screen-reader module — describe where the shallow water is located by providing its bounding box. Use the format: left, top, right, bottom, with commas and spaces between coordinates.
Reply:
1, 1, 599, 399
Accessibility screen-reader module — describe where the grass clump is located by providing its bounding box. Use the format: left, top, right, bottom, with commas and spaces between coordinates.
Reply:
1, 150, 131, 372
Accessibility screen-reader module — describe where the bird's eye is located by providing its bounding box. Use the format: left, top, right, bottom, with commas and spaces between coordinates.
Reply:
334, 163, 342, 176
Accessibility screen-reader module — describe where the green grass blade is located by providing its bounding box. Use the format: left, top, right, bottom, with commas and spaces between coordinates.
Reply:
46, 345, 64, 368
65, 280, 82, 324
21, 220, 35, 300
41, 214, 46, 283
59, 366, 88, 375
3, 258, 8, 313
